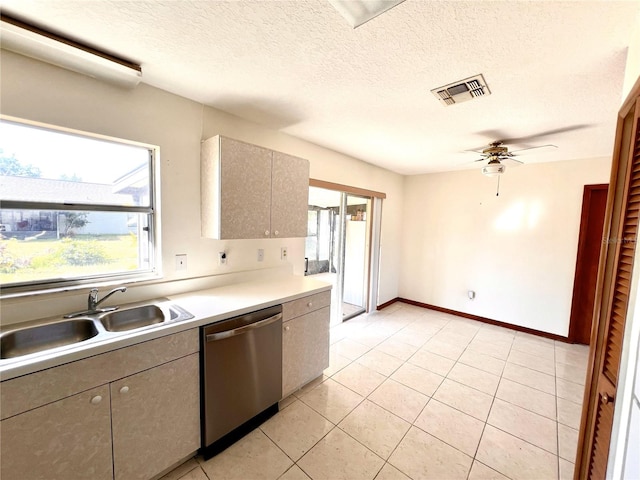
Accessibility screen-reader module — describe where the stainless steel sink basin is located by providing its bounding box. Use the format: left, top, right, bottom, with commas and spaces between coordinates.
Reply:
0, 299, 194, 362
99, 301, 193, 332
0, 319, 99, 359
100, 304, 166, 332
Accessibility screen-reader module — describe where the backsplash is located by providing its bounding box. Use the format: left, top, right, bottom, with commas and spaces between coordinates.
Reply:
0, 265, 293, 327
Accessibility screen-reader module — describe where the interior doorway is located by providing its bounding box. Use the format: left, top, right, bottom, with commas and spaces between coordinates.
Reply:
305, 186, 374, 325
568, 184, 608, 344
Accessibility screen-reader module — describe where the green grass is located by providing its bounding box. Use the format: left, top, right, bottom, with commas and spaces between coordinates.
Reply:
0, 235, 141, 285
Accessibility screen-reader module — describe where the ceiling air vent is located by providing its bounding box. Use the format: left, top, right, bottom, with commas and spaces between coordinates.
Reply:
431, 74, 490, 107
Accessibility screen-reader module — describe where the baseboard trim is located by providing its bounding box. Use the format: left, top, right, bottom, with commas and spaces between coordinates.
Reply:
376, 297, 400, 310
378, 297, 572, 344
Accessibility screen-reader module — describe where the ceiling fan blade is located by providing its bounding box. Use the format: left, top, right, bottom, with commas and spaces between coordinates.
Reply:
503, 125, 592, 144
503, 157, 524, 165
473, 124, 593, 148
510, 144, 558, 154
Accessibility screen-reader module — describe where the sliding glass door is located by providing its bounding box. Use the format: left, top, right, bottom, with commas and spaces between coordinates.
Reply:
342, 194, 371, 319
305, 186, 372, 324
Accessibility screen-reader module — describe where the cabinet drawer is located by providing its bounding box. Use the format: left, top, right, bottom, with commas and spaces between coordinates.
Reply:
283, 290, 331, 321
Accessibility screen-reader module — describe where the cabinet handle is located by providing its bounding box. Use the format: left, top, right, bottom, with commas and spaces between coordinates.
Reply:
90, 395, 102, 405
285, 325, 290, 331
274, 230, 279, 236
307, 302, 313, 308
120, 386, 130, 394
265, 230, 270, 236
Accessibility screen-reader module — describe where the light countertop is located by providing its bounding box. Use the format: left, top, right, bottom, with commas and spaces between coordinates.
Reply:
0, 275, 331, 381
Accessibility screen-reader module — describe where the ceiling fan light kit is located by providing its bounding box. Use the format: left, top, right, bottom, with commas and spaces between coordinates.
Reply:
481, 163, 505, 177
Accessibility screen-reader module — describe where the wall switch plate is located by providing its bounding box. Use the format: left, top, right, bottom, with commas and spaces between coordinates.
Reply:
257, 249, 264, 262
218, 251, 227, 265
176, 254, 187, 271
281, 247, 288, 260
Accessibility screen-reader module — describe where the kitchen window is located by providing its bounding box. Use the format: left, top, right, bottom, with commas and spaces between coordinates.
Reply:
0, 117, 159, 291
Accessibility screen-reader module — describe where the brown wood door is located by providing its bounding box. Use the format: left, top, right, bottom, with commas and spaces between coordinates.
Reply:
569, 184, 608, 344
575, 80, 640, 479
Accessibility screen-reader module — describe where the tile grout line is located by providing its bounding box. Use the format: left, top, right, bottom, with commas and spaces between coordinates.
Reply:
366, 314, 454, 480
323, 313, 438, 480
468, 327, 501, 479
467, 324, 515, 480
330, 317, 564, 479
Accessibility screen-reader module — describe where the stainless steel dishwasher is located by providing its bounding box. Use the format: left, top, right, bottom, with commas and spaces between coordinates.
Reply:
200, 304, 282, 459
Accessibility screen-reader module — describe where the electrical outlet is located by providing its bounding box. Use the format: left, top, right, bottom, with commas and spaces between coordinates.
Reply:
175, 254, 187, 271
257, 249, 264, 262
218, 251, 227, 265
281, 247, 288, 260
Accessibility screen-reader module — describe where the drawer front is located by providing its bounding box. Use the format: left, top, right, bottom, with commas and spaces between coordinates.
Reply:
283, 290, 331, 321
1, 328, 199, 420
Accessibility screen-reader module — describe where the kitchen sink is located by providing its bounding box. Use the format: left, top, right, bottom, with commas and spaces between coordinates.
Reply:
100, 304, 166, 332
0, 299, 194, 362
99, 301, 194, 333
0, 319, 99, 360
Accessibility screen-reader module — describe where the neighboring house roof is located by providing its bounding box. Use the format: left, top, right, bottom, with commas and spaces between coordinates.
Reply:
0, 175, 136, 205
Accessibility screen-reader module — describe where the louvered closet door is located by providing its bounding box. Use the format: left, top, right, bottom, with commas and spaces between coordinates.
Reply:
575, 86, 640, 480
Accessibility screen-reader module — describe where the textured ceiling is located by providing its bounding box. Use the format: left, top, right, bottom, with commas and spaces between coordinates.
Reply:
2, 0, 639, 175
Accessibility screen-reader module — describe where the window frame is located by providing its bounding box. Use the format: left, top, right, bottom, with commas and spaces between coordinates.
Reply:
0, 115, 161, 294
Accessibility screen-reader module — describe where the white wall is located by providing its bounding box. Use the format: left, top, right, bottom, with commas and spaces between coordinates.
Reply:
399, 157, 611, 336
0, 50, 403, 325
622, 11, 640, 100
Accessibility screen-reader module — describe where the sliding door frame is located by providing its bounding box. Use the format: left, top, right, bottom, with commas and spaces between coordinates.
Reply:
310, 179, 386, 315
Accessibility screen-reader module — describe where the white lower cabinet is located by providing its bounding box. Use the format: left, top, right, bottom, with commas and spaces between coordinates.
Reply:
282, 307, 330, 397
0, 386, 113, 480
0, 330, 200, 480
281, 291, 332, 398
111, 353, 200, 480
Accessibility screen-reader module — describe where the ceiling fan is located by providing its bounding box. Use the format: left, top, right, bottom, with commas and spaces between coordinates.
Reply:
470, 141, 557, 177
466, 124, 592, 196
467, 124, 592, 177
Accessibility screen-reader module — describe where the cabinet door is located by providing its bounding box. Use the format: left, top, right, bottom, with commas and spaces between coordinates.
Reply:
271, 151, 309, 238
111, 353, 200, 480
282, 306, 330, 397
220, 136, 272, 239
0, 386, 112, 480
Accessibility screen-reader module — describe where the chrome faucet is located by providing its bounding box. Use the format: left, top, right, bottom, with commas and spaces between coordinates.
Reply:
64, 286, 127, 318
88, 286, 127, 311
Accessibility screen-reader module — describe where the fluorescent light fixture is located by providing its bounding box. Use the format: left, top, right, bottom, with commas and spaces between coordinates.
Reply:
328, 0, 406, 28
0, 14, 142, 88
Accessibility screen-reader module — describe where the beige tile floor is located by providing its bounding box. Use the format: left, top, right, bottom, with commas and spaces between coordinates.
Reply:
163, 303, 589, 480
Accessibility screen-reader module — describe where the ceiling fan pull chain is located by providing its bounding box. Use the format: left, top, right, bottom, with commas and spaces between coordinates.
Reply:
496, 176, 500, 196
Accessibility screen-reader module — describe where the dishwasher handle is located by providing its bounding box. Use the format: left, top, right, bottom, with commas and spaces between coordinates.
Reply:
205, 313, 282, 342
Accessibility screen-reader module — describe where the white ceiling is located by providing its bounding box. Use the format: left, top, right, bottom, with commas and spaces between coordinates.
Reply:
2, 1, 639, 175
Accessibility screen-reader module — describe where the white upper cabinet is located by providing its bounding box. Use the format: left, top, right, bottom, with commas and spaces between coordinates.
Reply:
271, 150, 310, 238
201, 136, 309, 239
